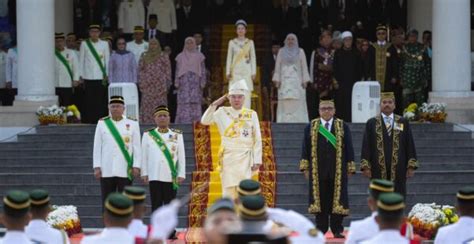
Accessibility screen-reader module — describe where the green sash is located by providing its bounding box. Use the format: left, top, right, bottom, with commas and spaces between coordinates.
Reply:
148, 129, 179, 190
318, 124, 337, 148
85, 39, 107, 86
103, 118, 133, 180
55, 50, 74, 82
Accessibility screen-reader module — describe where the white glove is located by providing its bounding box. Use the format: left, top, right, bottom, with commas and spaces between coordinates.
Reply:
150, 199, 180, 240
266, 208, 315, 234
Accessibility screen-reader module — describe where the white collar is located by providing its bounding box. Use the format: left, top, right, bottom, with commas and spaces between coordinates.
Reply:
130, 219, 146, 226
28, 219, 49, 228
458, 216, 474, 224
377, 229, 404, 236
382, 113, 394, 121
3, 231, 30, 240
320, 117, 334, 125
102, 227, 132, 236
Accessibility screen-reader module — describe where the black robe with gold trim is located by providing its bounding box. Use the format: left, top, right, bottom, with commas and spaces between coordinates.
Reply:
299, 118, 356, 215
360, 115, 418, 196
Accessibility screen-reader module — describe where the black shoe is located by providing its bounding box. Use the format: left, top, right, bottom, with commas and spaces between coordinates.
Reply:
333, 232, 345, 238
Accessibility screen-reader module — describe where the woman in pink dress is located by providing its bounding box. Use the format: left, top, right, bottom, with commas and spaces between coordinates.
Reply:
174, 37, 207, 123
138, 38, 171, 124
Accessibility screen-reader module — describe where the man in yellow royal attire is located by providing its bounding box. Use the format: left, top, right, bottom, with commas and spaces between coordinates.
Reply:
201, 79, 262, 198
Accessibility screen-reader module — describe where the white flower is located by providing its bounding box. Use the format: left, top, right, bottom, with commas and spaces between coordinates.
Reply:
404, 111, 415, 120
67, 111, 74, 116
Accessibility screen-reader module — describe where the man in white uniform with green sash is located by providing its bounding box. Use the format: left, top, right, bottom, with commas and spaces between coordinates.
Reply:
201, 79, 262, 199
141, 105, 185, 212
54, 32, 79, 107
93, 96, 141, 204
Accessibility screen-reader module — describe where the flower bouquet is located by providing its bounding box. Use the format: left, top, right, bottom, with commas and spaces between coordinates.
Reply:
36, 105, 66, 125
403, 103, 418, 121
66, 105, 81, 123
408, 203, 458, 239
46, 205, 82, 237
418, 103, 447, 123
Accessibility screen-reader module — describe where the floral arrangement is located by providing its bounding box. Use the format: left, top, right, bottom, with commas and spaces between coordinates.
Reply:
403, 103, 418, 121
403, 103, 447, 123
418, 103, 447, 123
408, 203, 458, 239
46, 205, 82, 236
36, 105, 66, 125
66, 105, 81, 123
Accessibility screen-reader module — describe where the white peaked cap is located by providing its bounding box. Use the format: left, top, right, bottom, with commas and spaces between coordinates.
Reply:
341, 31, 353, 40
228, 79, 249, 95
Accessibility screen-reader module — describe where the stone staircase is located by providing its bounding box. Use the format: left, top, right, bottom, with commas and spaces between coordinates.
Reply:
0, 123, 473, 228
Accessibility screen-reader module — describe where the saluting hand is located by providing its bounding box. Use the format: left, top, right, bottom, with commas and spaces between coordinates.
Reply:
212, 94, 228, 107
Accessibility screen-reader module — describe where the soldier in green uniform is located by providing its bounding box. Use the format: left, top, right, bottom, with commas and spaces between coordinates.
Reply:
400, 29, 430, 109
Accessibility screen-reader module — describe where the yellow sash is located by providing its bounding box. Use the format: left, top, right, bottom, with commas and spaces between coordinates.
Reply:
230, 39, 252, 76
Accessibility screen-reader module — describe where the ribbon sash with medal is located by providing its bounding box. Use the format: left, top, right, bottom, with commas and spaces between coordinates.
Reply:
148, 129, 179, 190
85, 39, 107, 86
318, 124, 337, 149
230, 39, 252, 75
103, 118, 134, 180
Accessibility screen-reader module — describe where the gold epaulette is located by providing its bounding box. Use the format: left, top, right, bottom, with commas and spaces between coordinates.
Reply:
170, 128, 182, 134
127, 117, 137, 121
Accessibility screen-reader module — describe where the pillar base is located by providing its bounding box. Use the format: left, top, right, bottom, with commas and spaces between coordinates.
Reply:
0, 98, 58, 127
429, 91, 474, 123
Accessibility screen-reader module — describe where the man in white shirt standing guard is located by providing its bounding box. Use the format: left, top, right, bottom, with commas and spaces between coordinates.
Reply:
434, 186, 474, 244
25, 189, 70, 244
201, 79, 262, 198
93, 96, 141, 204
55, 32, 80, 107
79, 24, 110, 124
141, 105, 185, 212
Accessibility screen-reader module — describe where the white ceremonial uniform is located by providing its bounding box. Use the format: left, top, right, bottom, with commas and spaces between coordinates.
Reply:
127, 41, 149, 64
225, 38, 257, 108
118, 0, 145, 34
148, 0, 177, 34
361, 230, 409, 244
26, 219, 70, 244
93, 116, 141, 178
55, 48, 80, 88
0, 231, 33, 244
346, 212, 379, 244
141, 128, 186, 182
0, 50, 7, 88
201, 105, 262, 196
434, 216, 474, 244
79, 39, 110, 80
128, 219, 148, 239
272, 48, 310, 123
81, 227, 134, 244
5, 47, 17, 88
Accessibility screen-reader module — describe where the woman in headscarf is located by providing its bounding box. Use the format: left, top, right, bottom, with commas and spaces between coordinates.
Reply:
138, 38, 171, 124
108, 37, 137, 84
272, 33, 310, 123
225, 19, 256, 109
174, 37, 206, 123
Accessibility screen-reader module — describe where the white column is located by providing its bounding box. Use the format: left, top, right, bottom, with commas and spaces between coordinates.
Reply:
15, 0, 57, 104
430, 0, 474, 123
55, 0, 74, 34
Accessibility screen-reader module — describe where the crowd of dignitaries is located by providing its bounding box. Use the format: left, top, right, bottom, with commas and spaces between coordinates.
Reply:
1, 180, 473, 243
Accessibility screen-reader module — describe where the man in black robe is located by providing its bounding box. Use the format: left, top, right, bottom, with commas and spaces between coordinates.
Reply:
300, 99, 355, 238
360, 92, 418, 197
333, 31, 362, 122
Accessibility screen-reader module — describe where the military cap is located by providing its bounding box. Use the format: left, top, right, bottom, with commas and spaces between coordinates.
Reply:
105, 193, 133, 217
381, 92, 395, 101
55, 32, 65, 40
377, 192, 405, 220
123, 186, 146, 205
109, 95, 125, 105
208, 198, 235, 215
67, 33, 76, 37
149, 14, 158, 20
89, 24, 101, 31
457, 186, 474, 203
238, 195, 267, 220
134, 26, 145, 33
30, 189, 50, 207
3, 190, 30, 217
376, 24, 388, 32
154, 105, 169, 116
238, 179, 261, 196
369, 179, 394, 200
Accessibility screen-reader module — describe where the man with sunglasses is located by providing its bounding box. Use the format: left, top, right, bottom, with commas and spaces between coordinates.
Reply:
300, 99, 355, 238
